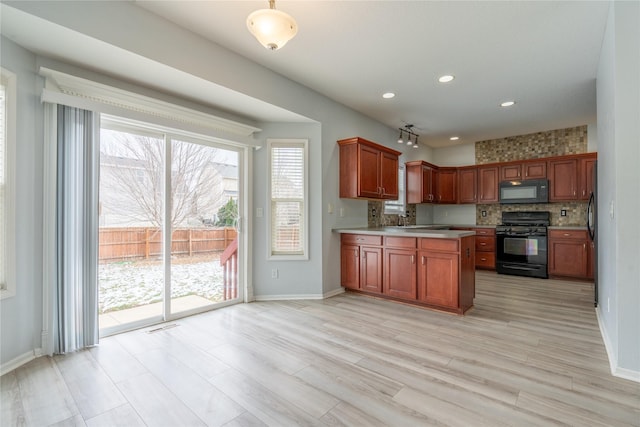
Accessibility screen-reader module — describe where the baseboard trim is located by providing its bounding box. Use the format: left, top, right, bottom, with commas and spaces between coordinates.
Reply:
1, 349, 39, 376
596, 307, 640, 383
254, 287, 345, 302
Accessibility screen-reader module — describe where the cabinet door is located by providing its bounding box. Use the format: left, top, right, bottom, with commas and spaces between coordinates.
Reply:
380, 151, 399, 199
340, 244, 360, 289
549, 158, 578, 201
361, 246, 383, 293
478, 166, 499, 203
422, 165, 434, 202
358, 145, 382, 198
549, 239, 588, 278
458, 167, 477, 203
436, 169, 457, 203
500, 164, 522, 181
523, 161, 547, 179
418, 251, 459, 308
580, 157, 596, 200
384, 248, 417, 299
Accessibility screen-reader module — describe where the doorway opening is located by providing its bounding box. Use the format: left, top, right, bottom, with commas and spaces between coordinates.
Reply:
98, 116, 242, 335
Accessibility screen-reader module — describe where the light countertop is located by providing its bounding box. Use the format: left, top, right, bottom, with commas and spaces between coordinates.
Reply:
333, 226, 476, 239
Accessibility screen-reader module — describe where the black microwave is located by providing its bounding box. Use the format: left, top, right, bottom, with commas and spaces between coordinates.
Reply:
499, 179, 549, 204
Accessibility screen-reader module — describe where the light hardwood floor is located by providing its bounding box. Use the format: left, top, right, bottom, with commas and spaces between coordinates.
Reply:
2, 271, 639, 426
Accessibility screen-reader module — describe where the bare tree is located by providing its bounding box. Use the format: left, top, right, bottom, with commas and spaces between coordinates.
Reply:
99, 130, 227, 229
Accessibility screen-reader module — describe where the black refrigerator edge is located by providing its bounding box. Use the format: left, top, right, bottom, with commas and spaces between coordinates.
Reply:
587, 160, 598, 307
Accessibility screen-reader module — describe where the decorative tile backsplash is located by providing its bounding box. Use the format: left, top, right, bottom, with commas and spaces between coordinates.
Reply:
368, 201, 416, 227
476, 202, 587, 227
475, 125, 588, 165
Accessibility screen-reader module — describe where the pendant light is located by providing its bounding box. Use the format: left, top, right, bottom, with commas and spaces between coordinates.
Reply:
247, 0, 298, 50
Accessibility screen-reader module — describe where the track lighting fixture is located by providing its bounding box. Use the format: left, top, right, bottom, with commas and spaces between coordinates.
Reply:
397, 125, 420, 149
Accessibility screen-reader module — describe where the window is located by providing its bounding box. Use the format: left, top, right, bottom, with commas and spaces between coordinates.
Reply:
268, 139, 308, 259
0, 68, 16, 299
384, 165, 406, 215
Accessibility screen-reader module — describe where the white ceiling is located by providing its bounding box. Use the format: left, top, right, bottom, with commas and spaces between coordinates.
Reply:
1, 1, 610, 148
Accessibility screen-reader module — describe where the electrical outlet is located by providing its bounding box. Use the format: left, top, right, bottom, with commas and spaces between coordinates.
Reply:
271, 269, 278, 279
560, 209, 567, 217
481, 210, 487, 217
339, 208, 345, 217
328, 203, 333, 214
256, 207, 263, 218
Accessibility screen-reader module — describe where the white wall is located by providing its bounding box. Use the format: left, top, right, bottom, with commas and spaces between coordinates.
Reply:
596, 1, 640, 378
0, 37, 44, 366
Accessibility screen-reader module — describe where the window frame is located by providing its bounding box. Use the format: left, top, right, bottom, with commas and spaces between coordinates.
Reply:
0, 67, 17, 300
267, 139, 309, 260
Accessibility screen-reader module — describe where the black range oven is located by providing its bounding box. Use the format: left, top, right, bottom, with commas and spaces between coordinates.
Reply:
496, 211, 550, 279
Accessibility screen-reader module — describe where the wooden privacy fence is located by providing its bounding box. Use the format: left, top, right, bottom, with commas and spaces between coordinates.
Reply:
99, 227, 237, 261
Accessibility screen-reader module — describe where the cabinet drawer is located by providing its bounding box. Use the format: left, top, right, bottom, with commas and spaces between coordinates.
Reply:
548, 229, 588, 240
476, 252, 496, 269
341, 234, 382, 246
384, 236, 417, 248
475, 236, 495, 252
420, 238, 459, 252
474, 227, 495, 236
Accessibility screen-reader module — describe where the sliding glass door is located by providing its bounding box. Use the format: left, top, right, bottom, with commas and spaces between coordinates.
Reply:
98, 117, 241, 335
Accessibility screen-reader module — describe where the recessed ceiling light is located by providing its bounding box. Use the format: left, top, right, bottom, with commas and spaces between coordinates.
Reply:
449, 136, 460, 141
438, 75, 455, 83
500, 101, 516, 107
382, 92, 395, 99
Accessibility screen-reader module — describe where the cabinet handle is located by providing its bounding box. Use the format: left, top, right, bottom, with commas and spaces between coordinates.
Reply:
583, 243, 586, 251
480, 257, 487, 261
355, 250, 358, 258
411, 255, 415, 264
563, 233, 571, 237
480, 242, 486, 246
421, 256, 425, 265
573, 190, 576, 196
583, 189, 586, 196
356, 238, 365, 241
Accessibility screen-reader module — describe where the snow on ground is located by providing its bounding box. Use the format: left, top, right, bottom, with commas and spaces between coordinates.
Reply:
99, 255, 224, 313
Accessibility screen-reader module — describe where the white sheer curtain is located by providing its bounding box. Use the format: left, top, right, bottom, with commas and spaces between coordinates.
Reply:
53, 105, 99, 353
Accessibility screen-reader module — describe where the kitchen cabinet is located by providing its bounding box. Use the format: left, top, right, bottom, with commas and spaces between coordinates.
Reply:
435, 168, 457, 203
579, 155, 597, 200
340, 243, 360, 289
548, 229, 591, 279
500, 160, 547, 181
457, 167, 477, 204
339, 231, 475, 314
474, 228, 496, 270
478, 166, 499, 203
383, 237, 417, 300
406, 161, 437, 203
548, 158, 579, 201
418, 237, 475, 313
338, 137, 401, 200
340, 234, 383, 292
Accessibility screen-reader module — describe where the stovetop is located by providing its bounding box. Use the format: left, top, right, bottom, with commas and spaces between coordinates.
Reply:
499, 211, 551, 227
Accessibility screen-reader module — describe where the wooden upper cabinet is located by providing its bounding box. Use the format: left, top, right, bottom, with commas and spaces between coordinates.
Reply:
548, 158, 578, 201
478, 166, 499, 203
579, 155, 597, 200
406, 161, 436, 204
338, 137, 401, 200
500, 160, 547, 181
458, 167, 477, 204
435, 168, 457, 204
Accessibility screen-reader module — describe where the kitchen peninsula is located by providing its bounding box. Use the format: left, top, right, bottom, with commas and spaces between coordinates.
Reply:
334, 227, 476, 314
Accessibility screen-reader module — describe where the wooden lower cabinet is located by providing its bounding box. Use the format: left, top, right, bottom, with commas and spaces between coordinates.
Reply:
548, 229, 591, 280
340, 244, 360, 289
418, 251, 459, 308
384, 248, 417, 299
361, 246, 383, 293
340, 233, 475, 314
